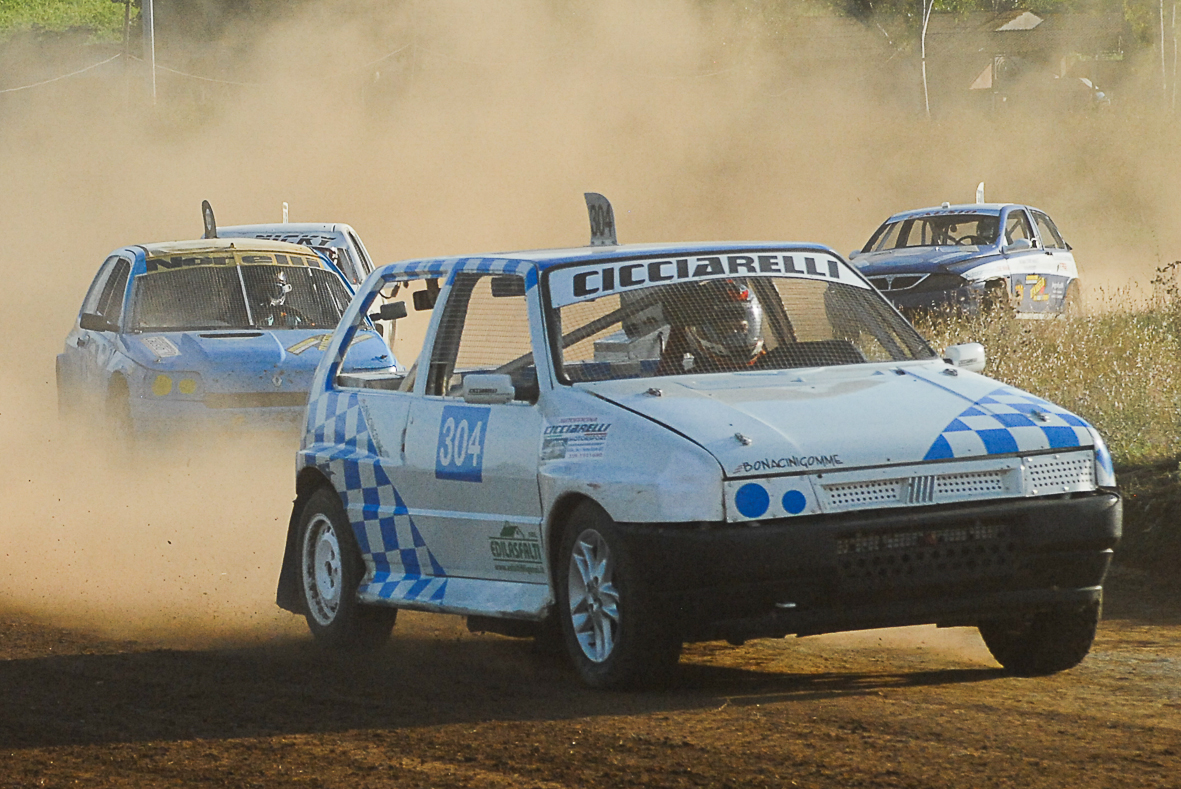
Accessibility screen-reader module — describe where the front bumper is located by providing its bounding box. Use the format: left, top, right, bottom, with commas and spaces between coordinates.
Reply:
130, 394, 307, 434
619, 491, 1121, 642
885, 284, 981, 315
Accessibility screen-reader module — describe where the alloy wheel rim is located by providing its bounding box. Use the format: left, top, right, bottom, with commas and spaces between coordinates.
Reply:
567, 528, 620, 662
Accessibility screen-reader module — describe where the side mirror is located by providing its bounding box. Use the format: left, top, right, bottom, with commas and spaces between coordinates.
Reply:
943, 342, 986, 373
1003, 238, 1032, 253
461, 373, 515, 404
848, 250, 860, 260
79, 313, 115, 332
413, 289, 437, 311
369, 300, 408, 322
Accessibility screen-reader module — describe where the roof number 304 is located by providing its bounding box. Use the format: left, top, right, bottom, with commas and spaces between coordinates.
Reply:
435, 405, 490, 482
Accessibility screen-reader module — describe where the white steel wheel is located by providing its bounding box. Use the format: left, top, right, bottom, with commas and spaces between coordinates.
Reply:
567, 528, 621, 663
302, 513, 343, 627
556, 501, 681, 690
296, 487, 396, 650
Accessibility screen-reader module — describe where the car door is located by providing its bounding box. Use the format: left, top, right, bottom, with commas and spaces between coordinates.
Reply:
1031, 209, 1078, 310
400, 270, 546, 583
1001, 208, 1046, 313
74, 255, 132, 392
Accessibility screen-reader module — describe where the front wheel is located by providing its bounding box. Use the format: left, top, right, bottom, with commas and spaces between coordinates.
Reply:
299, 486, 396, 650
556, 502, 680, 689
978, 598, 1101, 676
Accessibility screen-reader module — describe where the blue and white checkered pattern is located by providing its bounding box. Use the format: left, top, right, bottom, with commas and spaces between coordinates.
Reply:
924, 386, 1093, 461
383, 256, 537, 289
302, 391, 448, 605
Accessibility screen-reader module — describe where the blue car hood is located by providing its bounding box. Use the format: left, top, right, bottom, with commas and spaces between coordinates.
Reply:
121, 329, 391, 393
855, 247, 999, 276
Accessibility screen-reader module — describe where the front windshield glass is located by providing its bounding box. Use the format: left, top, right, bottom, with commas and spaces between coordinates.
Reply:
866, 213, 1000, 252
131, 259, 351, 332
547, 256, 934, 383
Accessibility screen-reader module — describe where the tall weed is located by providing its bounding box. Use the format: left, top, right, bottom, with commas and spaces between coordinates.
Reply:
910, 283, 1181, 467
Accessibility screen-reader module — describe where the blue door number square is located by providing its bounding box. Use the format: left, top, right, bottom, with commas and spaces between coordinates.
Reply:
436, 404, 491, 482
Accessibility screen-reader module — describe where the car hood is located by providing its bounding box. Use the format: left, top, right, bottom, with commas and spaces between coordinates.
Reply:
855, 247, 1000, 277
579, 361, 1095, 478
121, 329, 392, 392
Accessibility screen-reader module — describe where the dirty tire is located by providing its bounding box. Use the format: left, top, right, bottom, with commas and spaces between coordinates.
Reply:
981, 280, 1012, 316
557, 501, 681, 690
56, 357, 75, 420
1062, 279, 1083, 317
299, 486, 396, 650
106, 376, 134, 436
978, 597, 1101, 676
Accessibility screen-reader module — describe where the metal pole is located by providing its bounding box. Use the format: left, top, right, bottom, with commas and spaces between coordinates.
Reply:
921, 0, 933, 118
143, 0, 156, 105
1162, 0, 1168, 106
121, 0, 131, 108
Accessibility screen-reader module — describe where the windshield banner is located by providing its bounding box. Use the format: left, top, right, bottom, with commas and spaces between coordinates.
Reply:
547, 251, 866, 307
144, 250, 322, 274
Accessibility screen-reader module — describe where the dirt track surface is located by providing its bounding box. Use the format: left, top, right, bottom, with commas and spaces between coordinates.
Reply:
1, 569, 1177, 788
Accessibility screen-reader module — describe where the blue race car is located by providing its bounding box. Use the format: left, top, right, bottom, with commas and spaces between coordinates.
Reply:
56, 237, 397, 436
850, 202, 1080, 316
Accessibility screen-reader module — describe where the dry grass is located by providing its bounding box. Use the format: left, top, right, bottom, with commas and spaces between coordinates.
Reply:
910, 284, 1181, 468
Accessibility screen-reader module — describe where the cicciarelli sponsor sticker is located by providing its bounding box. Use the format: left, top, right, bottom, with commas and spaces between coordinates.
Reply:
489, 524, 544, 575
541, 416, 611, 461
732, 454, 844, 474
547, 251, 868, 307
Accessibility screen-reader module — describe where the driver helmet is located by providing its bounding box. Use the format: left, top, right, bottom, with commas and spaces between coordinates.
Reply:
684, 279, 765, 365
254, 267, 293, 307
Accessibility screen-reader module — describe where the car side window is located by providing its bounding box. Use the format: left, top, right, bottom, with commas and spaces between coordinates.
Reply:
347, 230, 374, 276
97, 259, 130, 324
425, 272, 534, 401
81, 256, 121, 315
1004, 211, 1034, 245
1032, 211, 1066, 249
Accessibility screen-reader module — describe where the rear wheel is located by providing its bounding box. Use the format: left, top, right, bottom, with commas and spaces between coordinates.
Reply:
556, 502, 680, 689
978, 598, 1101, 676
299, 486, 396, 650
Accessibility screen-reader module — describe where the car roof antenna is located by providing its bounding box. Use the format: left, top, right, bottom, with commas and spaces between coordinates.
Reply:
976, 182, 985, 204
585, 192, 617, 246
201, 200, 218, 239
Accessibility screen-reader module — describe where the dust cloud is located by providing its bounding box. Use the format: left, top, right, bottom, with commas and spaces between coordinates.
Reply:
0, 0, 1177, 647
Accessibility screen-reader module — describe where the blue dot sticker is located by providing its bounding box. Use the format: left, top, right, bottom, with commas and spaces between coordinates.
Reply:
735, 483, 770, 519
782, 489, 807, 515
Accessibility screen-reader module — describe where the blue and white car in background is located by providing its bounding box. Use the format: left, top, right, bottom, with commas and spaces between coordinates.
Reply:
275, 196, 1119, 690
56, 238, 396, 436
850, 202, 1080, 316
218, 222, 376, 287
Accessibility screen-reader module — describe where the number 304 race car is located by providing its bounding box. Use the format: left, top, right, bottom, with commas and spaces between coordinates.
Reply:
275, 195, 1120, 690
57, 207, 397, 438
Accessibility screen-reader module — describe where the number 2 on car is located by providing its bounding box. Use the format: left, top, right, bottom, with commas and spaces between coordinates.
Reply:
435, 405, 491, 482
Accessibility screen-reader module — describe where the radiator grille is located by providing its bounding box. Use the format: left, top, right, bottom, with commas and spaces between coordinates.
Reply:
935, 470, 1007, 496
825, 479, 902, 506
1025, 454, 1095, 491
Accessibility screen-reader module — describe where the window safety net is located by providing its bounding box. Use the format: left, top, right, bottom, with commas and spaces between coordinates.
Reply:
426, 273, 533, 398
553, 276, 933, 383
131, 264, 351, 332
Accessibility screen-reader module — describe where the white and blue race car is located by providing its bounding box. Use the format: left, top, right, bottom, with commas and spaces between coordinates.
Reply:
275, 196, 1119, 689
850, 202, 1080, 316
56, 237, 397, 436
